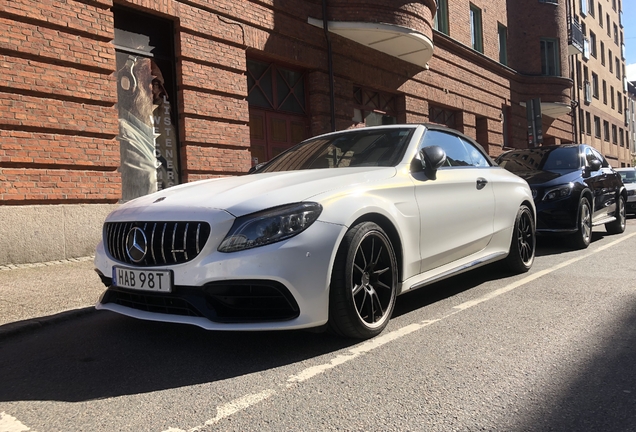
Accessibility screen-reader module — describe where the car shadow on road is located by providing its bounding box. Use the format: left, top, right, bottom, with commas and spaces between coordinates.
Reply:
0, 311, 355, 403
534, 231, 606, 257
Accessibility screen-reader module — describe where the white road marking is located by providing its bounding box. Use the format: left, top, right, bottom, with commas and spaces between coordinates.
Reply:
455, 232, 636, 311
0, 412, 32, 432
165, 231, 636, 432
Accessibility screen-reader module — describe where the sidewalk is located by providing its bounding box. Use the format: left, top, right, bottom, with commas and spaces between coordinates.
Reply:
0, 257, 105, 339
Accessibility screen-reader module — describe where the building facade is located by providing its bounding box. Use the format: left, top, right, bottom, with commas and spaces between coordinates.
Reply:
628, 81, 636, 164
0, 0, 592, 265
568, 0, 629, 167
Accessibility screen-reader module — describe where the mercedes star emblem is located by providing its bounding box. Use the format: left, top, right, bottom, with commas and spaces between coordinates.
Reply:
125, 227, 148, 263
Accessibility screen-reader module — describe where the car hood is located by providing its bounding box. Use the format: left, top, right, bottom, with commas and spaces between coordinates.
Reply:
512, 169, 582, 187
110, 167, 397, 219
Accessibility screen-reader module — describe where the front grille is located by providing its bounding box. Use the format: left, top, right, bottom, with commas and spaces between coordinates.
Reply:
105, 221, 211, 266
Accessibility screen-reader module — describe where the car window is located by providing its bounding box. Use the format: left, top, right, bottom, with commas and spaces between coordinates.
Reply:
590, 148, 610, 168
619, 170, 636, 183
256, 128, 415, 172
460, 138, 491, 167
420, 130, 473, 167
584, 147, 601, 169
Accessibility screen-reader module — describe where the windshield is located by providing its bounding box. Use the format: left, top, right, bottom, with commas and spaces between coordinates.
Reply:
619, 170, 636, 183
496, 147, 581, 173
255, 128, 415, 173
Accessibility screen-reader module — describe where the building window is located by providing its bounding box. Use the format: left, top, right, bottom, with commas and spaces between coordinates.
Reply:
541, 38, 560, 76
579, 109, 586, 134
589, 0, 595, 16
609, 50, 613, 73
592, 73, 599, 98
577, 60, 583, 88
429, 105, 457, 129
470, 4, 483, 53
590, 31, 597, 57
611, 86, 615, 109
247, 59, 309, 164
603, 120, 610, 141
598, 4, 603, 26
586, 112, 592, 134
606, 14, 611, 36
498, 24, 508, 65
603, 80, 607, 104
612, 124, 617, 144
434, 0, 449, 35
352, 86, 398, 126
113, 7, 181, 201
619, 128, 624, 147
616, 58, 621, 79
601, 42, 605, 65
580, 0, 587, 16
614, 24, 619, 45
618, 92, 623, 113
594, 116, 601, 138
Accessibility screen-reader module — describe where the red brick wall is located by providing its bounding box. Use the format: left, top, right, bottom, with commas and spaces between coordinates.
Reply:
1, 0, 575, 207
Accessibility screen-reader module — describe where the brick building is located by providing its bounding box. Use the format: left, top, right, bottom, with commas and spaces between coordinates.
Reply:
568, 0, 629, 167
1, 0, 583, 265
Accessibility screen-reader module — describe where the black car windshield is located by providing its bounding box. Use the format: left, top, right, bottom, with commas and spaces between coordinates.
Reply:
619, 170, 636, 183
255, 128, 415, 173
497, 147, 581, 173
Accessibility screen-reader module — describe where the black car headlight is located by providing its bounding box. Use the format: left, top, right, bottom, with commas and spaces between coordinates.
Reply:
542, 183, 573, 202
218, 202, 322, 252
627, 190, 636, 197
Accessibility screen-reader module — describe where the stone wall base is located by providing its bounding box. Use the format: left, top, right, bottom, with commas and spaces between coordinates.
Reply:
0, 204, 117, 266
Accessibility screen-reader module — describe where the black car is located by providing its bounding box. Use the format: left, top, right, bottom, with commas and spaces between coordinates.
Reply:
496, 145, 627, 248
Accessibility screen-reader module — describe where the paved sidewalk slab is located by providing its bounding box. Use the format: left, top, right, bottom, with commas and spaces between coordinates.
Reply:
0, 257, 105, 338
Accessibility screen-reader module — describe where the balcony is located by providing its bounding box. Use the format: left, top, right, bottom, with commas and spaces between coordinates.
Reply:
568, 17, 584, 55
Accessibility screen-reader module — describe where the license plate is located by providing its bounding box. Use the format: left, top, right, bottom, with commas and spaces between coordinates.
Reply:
112, 266, 173, 293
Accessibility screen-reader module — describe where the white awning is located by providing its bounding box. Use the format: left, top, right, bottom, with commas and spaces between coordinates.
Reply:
308, 17, 434, 68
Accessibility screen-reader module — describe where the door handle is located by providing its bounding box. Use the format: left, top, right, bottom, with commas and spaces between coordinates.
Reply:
476, 178, 488, 190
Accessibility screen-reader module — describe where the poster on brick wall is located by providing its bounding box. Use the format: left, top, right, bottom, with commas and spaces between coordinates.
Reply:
116, 53, 180, 201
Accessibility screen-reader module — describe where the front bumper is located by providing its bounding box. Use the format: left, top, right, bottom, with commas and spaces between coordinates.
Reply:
94, 220, 346, 331
534, 196, 579, 233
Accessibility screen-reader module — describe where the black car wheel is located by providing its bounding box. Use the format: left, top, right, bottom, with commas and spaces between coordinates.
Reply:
605, 195, 626, 234
572, 197, 592, 249
329, 222, 398, 339
503, 205, 535, 273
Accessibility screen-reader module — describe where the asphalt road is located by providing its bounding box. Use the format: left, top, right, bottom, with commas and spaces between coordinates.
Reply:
1, 218, 636, 432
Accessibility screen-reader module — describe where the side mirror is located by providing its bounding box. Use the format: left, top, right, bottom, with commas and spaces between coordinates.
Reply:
418, 146, 447, 180
584, 159, 602, 177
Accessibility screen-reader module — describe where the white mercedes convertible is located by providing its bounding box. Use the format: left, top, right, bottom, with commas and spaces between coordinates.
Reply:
94, 124, 536, 339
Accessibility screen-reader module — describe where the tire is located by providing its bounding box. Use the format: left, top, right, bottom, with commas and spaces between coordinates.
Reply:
605, 195, 626, 234
571, 197, 592, 249
328, 222, 398, 339
503, 204, 535, 273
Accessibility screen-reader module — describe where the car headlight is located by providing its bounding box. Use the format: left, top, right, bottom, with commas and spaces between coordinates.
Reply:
218, 202, 323, 252
542, 183, 573, 201
627, 190, 636, 196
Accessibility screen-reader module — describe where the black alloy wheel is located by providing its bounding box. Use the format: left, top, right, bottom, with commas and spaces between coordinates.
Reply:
504, 204, 535, 273
329, 222, 398, 339
572, 197, 592, 249
606, 195, 626, 234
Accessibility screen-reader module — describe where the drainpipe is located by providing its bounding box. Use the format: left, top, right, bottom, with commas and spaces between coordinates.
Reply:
322, 0, 336, 132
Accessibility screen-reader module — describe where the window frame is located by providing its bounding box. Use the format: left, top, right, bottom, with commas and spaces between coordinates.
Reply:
470, 4, 484, 53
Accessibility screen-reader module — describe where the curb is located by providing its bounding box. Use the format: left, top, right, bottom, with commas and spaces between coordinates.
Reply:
0, 307, 97, 341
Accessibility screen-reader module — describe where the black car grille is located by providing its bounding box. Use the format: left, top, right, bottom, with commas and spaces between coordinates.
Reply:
102, 289, 203, 317
203, 281, 300, 322
101, 281, 300, 323
105, 221, 211, 267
